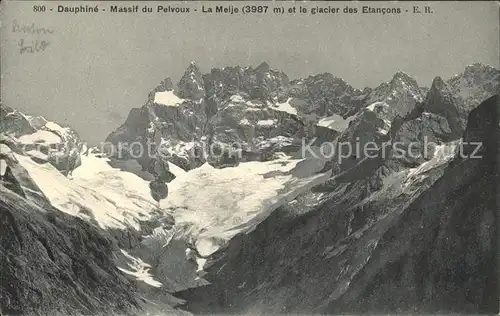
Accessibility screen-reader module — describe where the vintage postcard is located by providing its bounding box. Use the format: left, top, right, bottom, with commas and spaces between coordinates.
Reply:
1, 1, 498, 315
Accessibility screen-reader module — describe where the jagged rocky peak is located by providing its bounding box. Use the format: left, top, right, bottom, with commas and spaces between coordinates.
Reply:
425, 76, 454, 107
388, 70, 422, 97
255, 61, 270, 73
448, 62, 499, 86
257, 63, 290, 102
327, 71, 433, 173
201, 61, 290, 105
430, 75, 446, 89
177, 61, 206, 100
392, 69, 416, 81
448, 63, 500, 89
422, 63, 500, 138
255, 61, 288, 80
446, 62, 500, 109
424, 76, 453, 106
390, 70, 422, 95
364, 70, 423, 118
107, 61, 498, 176
244, 61, 290, 101
301, 72, 349, 88
451, 62, 499, 88
362, 86, 373, 94
461, 62, 498, 77
351, 71, 423, 126
147, 61, 292, 108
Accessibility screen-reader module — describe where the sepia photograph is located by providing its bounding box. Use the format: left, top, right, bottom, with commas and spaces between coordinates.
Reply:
1, 1, 499, 315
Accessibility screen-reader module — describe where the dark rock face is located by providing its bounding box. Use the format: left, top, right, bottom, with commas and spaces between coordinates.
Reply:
389, 111, 454, 168
423, 64, 500, 138
423, 76, 465, 138
174, 96, 498, 314
0, 187, 140, 316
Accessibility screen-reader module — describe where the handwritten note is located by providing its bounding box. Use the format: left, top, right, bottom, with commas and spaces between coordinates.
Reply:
12, 19, 54, 54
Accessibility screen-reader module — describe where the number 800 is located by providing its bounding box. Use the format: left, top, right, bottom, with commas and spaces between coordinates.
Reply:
33, 5, 46, 12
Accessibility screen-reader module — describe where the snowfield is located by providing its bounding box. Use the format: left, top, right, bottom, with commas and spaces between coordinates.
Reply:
162, 157, 332, 256
14, 149, 331, 258
15, 151, 157, 230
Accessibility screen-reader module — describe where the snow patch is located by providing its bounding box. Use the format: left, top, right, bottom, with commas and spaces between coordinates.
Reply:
256, 119, 276, 127
154, 91, 185, 107
272, 98, 298, 116
117, 249, 163, 287
159, 139, 197, 162
239, 118, 252, 126
256, 136, 294, 150
406, 141, 459, 180
317, 114, 354, 132
230, 95, 245, 103
245, 100, 263, 108
196, 258, 207, 273
0, 159, 6, 176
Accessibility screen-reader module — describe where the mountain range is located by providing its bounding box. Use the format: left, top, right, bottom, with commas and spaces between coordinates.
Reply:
0, 62, 498, 315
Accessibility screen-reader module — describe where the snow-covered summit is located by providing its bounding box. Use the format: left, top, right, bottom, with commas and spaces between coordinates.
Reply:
1, 105, 85, 175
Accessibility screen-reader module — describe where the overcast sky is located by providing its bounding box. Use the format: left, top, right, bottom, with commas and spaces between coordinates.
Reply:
2, 1, 498, 145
